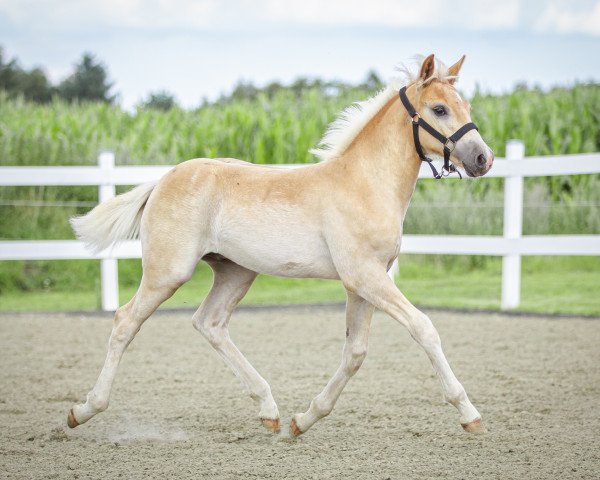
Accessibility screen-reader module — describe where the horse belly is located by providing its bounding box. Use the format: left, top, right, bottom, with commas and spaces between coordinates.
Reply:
215, 216, 339, 279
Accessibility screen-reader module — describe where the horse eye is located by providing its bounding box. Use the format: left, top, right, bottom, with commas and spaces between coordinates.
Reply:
433, 105, 447, 117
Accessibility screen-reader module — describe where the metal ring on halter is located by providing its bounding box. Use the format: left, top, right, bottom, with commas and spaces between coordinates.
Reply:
444, 139, 456, 152
441, 162, 461, 178
412, 113, 420, 124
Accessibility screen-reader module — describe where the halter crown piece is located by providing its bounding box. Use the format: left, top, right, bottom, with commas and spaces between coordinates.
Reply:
399, 86, 478, 179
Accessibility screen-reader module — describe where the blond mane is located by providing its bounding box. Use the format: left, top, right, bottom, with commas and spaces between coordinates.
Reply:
311, 56, 456, 162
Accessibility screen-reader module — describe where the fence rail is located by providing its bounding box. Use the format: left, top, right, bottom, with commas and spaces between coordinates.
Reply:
1, 140, 599, 311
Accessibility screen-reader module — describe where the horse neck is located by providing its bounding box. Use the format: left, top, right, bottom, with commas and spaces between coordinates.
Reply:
335, 95, 421, 210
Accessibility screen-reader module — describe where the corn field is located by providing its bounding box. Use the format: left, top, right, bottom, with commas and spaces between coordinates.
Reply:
0, 83, 599, 295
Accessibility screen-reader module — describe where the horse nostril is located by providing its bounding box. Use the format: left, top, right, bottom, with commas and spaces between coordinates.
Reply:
476, 153, 486, 167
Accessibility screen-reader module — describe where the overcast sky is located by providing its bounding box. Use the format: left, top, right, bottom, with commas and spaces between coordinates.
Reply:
1, 0, 599, 108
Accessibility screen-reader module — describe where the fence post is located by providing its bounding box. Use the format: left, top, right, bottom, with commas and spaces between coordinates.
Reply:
98, 151, 119, 312
501, 140, 525, 310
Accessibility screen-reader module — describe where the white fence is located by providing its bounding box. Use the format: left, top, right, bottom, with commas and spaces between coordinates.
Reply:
1, 140, 599, 311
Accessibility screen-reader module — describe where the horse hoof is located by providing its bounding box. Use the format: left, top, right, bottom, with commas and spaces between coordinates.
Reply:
461, 418, 485, 434
290, 418, 303, 437
67, 408, 79, 429
261, 418, 280, 433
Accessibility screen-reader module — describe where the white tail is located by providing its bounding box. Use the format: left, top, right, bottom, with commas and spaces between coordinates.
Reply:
70, 181, 157, 253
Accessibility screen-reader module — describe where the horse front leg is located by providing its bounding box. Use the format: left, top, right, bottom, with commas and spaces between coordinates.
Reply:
343, 261, 484, 433
290, 291, 374, 436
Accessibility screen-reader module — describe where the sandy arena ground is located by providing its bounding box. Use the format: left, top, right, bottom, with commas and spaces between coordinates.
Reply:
0, 305, 599, 479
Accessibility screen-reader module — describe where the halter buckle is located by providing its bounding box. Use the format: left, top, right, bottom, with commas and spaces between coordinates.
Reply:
444, 139, 456, 152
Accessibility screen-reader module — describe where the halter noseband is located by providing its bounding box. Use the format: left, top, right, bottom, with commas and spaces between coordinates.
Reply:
399, 86, 478, 179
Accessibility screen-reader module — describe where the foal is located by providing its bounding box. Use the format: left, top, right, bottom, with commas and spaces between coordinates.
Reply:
68, 54, 494, 436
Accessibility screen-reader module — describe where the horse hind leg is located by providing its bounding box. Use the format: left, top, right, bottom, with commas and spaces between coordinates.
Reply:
192, 257, 280, 433
67, 251, 197, 428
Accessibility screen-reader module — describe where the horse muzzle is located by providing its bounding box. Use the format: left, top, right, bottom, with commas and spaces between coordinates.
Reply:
460, 146, 494, 177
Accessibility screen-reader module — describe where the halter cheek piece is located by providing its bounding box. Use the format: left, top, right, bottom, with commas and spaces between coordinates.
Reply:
399, 86, 478, 179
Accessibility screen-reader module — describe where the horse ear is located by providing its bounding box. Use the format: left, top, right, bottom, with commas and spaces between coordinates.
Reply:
447, 55, 466, 85
418, 54, 436, 84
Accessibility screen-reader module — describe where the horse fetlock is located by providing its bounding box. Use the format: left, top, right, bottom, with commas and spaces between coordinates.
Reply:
257, 393, 279, 420
445, 386, 467, 407
311, 397, 334, 419
447, 390, 481, 427
87, 393, 109, 413
69, 402, 97, 427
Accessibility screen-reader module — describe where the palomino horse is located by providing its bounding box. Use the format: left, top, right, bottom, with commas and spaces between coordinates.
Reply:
68, 54, 494, 437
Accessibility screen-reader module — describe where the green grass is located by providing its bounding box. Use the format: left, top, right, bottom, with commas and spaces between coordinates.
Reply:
1, 256, 598, 316
395, 255, 600, 316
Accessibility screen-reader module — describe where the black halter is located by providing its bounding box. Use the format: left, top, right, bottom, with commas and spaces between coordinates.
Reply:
399, 86, 478, 179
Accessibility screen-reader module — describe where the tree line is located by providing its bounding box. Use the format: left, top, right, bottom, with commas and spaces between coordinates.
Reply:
0, 46, 384, 110
0, 47, 115, 104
